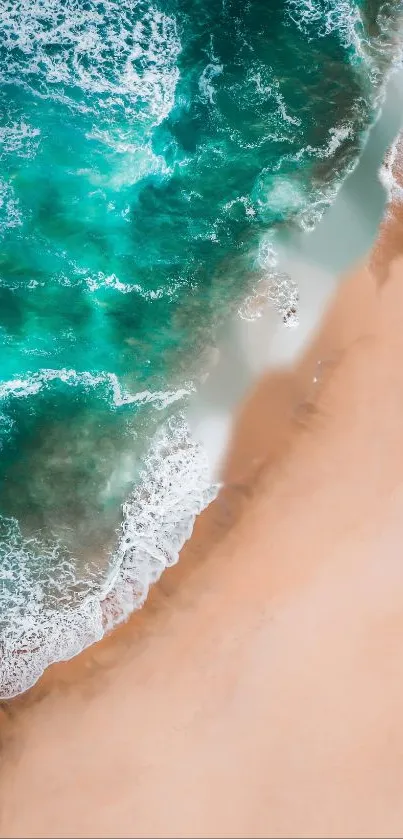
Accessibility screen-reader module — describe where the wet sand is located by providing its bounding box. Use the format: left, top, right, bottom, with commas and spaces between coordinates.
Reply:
1, 127, 403, 837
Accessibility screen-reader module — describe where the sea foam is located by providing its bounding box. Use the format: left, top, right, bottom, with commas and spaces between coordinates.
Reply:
0, 0, 181, 125
0, 413, 216, 698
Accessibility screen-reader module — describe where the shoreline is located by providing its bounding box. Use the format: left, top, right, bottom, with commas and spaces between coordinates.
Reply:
3, 173, 400, 713
1, 91, 403, 707
2, 65, 402, 702
1, 111, 403, 839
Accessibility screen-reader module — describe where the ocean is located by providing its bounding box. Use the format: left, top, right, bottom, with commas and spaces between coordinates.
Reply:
0, 0, 401, 696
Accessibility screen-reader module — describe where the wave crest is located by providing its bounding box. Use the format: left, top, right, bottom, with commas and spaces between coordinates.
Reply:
0, 414, 217, 698
0, 0, 181, 125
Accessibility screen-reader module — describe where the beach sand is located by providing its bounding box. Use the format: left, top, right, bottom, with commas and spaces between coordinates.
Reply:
1, 117, 403, 837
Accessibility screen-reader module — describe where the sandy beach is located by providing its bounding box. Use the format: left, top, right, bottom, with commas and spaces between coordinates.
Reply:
1, 117, 403, 838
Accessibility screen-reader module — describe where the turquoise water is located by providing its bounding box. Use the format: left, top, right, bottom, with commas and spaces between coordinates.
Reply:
0, 0, 401, 695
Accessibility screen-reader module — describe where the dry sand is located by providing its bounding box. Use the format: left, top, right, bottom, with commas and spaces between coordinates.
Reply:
1, 135, 403, 837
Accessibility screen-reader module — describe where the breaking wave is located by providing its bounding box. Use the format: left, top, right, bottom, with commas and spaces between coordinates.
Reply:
0, 414, 216, 698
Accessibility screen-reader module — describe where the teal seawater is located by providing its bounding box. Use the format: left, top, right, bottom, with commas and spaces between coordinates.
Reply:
0, 0, 400, 694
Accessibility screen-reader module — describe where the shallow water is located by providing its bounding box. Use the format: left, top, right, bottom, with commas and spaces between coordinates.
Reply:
189, 66, 403, 475
0, 0, 401, 695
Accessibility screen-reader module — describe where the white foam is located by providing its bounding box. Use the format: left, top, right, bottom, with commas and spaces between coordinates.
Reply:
84, 129, 170, 189
223, 195, 256, 218
0, 515, 106, 697
102, 415, 217, 629
0, 371, 205, 697
0, 178, 23, 235
0, 1, 181, 127
199, 60, 223, 104
0, 368, 192, 411
0, 121, 41, 159
82, 269, 186, 300
0, 413, 217, 698
265, 176, 307, 216
248, 64, 302, 137
271, 122, 354, 175
286, 0, 403, 93
286, 0, 365, 53
379, 133, 403, 203
239, 272, 299, 327
251, 119, 356, 232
